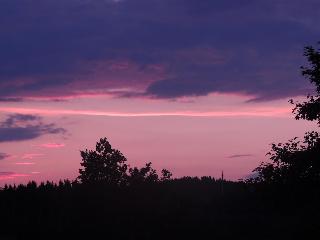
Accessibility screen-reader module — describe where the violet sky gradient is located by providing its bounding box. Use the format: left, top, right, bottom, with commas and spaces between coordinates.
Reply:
0, 0, 319, 184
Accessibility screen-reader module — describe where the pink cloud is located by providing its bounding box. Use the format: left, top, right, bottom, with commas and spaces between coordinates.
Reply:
22, 153, 44, 160
0, 172, 30, 180
35, 143, 65, 149
15, 162, 36, 165
8, 60, 166, 101
0, 106, 291, 118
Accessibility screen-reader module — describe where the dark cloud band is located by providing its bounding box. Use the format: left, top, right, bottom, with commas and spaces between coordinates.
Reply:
0, 153, 10, 160
0, 0, 319, 101
0, 114, 66, 143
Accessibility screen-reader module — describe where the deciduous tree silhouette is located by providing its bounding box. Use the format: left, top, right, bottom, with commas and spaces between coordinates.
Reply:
78, 138, 173, 185
127, 163, 173, 184
254, 132, 320, 184
160, 169, 172, 182
161, 169, 173, 181
127, 162, 159, 184
290, 43, 320, 125
78, 138, 128, 185
254, 43, 320, 185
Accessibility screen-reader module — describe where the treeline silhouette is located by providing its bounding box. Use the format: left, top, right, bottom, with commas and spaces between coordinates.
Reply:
0, 176, 319, 240
1, 44, 320, 240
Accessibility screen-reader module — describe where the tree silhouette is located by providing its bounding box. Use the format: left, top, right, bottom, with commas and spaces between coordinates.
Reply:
254, 43, 320, 185
78, 138, 128, 185
161, 169, 173, 181
290, 43, 320, 125
127, 162, 159, 184
78, 138, 172, 185
254, 132, 320, 185
127, 163, 173, 184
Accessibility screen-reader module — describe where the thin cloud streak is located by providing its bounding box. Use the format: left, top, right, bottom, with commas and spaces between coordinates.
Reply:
0, 172, 30, 180
228, 154, 254, 159
22, 153, 44, 160
15, 162, 36, 165
0, 107, 291, 118
34, 143, 65, 149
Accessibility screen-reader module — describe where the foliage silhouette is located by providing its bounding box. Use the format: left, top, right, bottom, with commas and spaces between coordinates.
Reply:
290, 43, 320, 125
78, 137, 128, 185
254, 131, 320, 185
253, 43, 320, 186
1, 176, 319, 240
127, 162, 159, 184
79, 137, 172, 185
161, 168, 173, 181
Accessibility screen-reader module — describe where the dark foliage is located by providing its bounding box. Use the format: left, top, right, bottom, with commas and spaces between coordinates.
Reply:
78, 137, 128, 185
291, 43, 320, 125
253, 131, 320, 185
1, 178, 319, 240
127, 162, 159, 184
78, 138, 172, 186
252, 43, 320, 186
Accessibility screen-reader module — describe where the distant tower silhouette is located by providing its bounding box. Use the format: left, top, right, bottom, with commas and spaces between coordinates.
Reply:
221, 170, 224, 195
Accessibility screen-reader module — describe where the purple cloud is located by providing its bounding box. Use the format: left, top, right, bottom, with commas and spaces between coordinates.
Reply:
228, 154, 254, 159
0, 0, 319, 101
0, 114, 66, 143
0, 153, 10, 160
0, 172, 15, 176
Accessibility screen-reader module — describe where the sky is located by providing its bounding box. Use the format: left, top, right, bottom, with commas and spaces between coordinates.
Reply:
0, 0, 319, 185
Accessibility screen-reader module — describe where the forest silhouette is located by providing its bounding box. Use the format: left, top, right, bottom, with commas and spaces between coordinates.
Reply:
1, 44, 320, 240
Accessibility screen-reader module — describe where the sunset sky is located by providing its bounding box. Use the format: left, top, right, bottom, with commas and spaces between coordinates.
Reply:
0, 0, 319, 185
